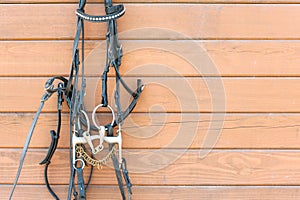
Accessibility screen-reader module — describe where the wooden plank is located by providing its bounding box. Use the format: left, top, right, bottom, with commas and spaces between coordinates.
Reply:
2, 185, 300, 200
1, 4, 300, 40
2, 41, 300, 77
1, 77, 300, 113
3, 149, 300, 185
4, 0, 300, 4
1, 113, 300, 149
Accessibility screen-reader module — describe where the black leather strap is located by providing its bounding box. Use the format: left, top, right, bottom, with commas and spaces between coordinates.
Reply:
111, 152, 126, 200
40, 130, 59, 166
77, 166, 86, 200
107, 127, 126, 200
43, 163, 59, 200
9, 82, 55, 200
39, 83, 64, 200
121, 158, 132, 198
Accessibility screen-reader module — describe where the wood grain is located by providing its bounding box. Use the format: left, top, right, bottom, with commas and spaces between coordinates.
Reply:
3, 149, 300, 185
1, 77, 300, 113
1, 113, 300, 149
2, 0, 300, 198
2, 41, 300, 77
1, 4, 300, 40
2, 185, 300, 200
4, 0, 300, 3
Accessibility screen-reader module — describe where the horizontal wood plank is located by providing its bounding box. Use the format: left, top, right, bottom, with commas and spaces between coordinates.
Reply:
2, 41, 300, 77
4, 0, 300, 3
1, 77, 300, 113
1, 4, 300, 40
2, 185, 300, 200
3, 1, 300, 199
1, 113, 300, 149
3, 149, 300, 185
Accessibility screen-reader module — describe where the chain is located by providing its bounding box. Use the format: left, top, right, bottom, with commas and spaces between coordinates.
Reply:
76, 145, 116, 170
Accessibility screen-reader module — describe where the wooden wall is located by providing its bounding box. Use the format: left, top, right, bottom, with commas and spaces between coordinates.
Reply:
1, 0, 300, 199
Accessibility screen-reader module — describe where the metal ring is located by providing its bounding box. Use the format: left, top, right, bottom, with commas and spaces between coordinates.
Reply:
73, 159, 85, 170
92, 104, 115, 130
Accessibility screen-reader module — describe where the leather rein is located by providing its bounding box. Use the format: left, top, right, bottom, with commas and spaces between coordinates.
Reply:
9, 0, 143, 199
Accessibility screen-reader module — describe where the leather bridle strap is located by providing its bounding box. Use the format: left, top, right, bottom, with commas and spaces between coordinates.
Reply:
38, 82, 65, 200
8, 81, 58, 200
104, 1, 135, 199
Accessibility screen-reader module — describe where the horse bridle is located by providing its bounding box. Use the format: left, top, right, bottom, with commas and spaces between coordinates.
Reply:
9, 0, 144, 199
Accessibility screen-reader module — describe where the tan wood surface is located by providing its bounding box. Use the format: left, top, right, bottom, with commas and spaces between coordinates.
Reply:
4, 0, 300, 3
1, 77, 300, 113
1, 0, 300, 199
3, 149, 300, 185
1, 4, 300, 40
1, 113, 300, 149
3, 185, 300, 200
1, 41, 300, 77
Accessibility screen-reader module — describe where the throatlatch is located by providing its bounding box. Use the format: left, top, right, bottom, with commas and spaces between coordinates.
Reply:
9, 0, 143, 199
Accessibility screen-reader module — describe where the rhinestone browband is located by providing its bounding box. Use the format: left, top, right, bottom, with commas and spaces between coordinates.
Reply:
76, 7, 126, 22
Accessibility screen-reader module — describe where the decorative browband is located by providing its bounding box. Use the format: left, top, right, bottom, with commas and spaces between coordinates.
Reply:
76, 6, 125, 22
